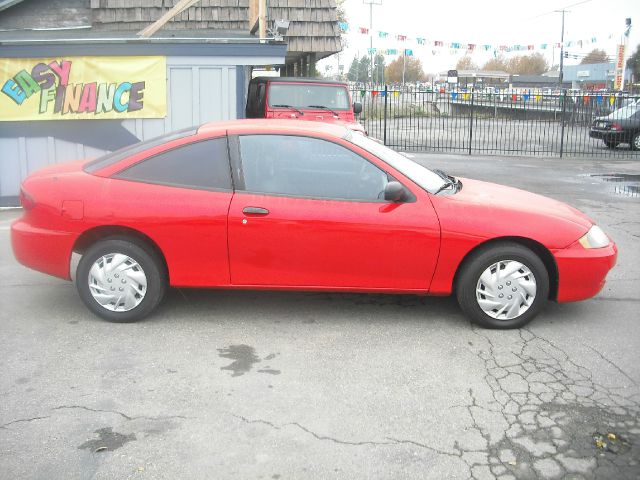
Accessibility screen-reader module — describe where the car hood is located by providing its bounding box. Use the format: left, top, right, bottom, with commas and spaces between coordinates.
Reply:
430, 178, 593, 249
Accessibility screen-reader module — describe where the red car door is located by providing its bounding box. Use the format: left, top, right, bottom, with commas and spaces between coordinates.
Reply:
104, 136, 234, 287
227, 134, 440, 291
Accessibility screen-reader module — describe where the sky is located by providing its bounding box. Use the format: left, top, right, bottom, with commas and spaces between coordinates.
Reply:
318, 0, 640, 77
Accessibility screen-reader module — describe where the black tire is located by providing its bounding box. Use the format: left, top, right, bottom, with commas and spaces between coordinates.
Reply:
76, 237, 166, 322
456, 242, 549, 329
604, 140, 619, 149
631, 133, 640, 151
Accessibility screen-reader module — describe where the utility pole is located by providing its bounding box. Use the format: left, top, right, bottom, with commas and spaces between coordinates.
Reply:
363, 0, 381, 88
555, 9, 568, 89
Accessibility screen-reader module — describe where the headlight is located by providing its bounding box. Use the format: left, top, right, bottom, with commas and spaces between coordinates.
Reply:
578, 225, 610, 249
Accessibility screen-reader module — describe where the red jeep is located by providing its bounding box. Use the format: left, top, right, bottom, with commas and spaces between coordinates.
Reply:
245, 76, 365, 134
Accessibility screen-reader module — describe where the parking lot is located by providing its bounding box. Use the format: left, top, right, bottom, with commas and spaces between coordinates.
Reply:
1, 153, 639, 479
365, 117, 640, 158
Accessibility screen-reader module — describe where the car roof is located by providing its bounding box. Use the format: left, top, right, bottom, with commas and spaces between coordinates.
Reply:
250, 76, 349, 86
197, 118, 350, 138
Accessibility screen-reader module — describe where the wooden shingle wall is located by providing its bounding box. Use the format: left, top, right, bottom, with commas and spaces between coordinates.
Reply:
90, 0, 341, 55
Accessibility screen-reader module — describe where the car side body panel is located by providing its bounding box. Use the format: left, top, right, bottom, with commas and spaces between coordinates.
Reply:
427, 178, 595, 297
228, 192, 440, 290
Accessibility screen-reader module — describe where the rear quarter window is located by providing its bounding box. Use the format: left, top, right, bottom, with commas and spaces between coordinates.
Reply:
113, 137, 232, 191
84, 127, 197, 173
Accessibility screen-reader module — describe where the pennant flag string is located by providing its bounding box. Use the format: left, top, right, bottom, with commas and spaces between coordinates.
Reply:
347, 21, 616, 54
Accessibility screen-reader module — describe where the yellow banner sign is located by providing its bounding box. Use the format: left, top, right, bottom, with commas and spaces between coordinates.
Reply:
614, 44, 626, 91
0, 56, 166, 121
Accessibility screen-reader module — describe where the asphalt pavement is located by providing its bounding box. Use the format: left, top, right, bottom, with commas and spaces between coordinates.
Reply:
0, 153, 639, 480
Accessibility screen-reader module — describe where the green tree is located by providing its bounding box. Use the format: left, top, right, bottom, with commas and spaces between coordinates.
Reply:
581, 49, 609, 64
357, 56, 371, 83
385, 56, 426, 83
373, 54, 385, 84
347, 56, 359, 82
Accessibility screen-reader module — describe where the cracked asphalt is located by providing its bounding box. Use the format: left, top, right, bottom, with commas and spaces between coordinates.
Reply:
1, 153, 639, 480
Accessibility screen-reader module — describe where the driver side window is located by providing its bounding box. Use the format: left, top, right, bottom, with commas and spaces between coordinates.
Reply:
238, 135, 390, 201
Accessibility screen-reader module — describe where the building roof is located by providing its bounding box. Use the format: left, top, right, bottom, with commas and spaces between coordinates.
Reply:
0, 0, 341, 65
436, 70, 509, 81
510, 75, 559, 85
90, 0, 341, 63
251, 76, 347, 85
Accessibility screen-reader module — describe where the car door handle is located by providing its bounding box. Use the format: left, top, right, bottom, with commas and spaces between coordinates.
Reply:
242, 206, 269, 215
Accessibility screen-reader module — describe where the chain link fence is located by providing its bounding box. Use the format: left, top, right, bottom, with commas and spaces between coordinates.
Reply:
352, 87, 640, 157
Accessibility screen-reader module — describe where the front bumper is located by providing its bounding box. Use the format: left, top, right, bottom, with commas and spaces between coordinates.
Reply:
553, 241, 617, 302
589, 129, 627, 142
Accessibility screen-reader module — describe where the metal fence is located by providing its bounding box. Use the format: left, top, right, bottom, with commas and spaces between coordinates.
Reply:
352, 87, 640, 157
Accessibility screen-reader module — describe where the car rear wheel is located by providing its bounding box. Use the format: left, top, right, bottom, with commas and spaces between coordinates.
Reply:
456, 243, 549, 329
76, 237, 166, 322
631, 133, 640, 151
604, 140, 619, 149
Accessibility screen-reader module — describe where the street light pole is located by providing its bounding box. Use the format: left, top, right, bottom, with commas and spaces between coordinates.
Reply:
363, 0, 382, 88
402, 51, 406, 86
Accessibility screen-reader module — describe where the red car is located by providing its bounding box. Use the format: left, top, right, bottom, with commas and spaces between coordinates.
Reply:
11, 120, 617, 329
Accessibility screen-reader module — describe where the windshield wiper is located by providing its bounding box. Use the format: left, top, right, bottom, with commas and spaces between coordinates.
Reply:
433, 169, 461, 195
307, 105, 340, 117
272, 104, 305, 116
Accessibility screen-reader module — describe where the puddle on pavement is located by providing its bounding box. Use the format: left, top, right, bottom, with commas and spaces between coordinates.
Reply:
78, 427, 136, 453
218, 344, 261, 377
217, 345, 281, 377
589, 173, 640, 198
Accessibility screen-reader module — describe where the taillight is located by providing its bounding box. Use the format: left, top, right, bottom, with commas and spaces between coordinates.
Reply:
20, 188, 36, 210
610, 123, 622, 131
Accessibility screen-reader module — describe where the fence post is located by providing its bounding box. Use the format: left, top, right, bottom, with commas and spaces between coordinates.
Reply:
559, 90, 566, 158
383, 85, 388, 146
468, 89, 474, 155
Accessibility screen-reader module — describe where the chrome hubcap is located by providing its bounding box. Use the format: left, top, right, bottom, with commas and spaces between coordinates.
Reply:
476, 260, 537, 320
88, 253, 147, 312
634, 135, 640, 149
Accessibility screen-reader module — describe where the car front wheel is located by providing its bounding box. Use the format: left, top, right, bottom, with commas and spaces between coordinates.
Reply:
76, 237, 166, 322
632, 132, 640, 151
456, 243, 549, 329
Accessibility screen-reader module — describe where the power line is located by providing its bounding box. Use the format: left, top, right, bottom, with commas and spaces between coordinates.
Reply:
529, 0, 592, 19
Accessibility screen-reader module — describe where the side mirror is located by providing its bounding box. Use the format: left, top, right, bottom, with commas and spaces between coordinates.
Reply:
384, 181, 407, 202
353, 102, 362, 114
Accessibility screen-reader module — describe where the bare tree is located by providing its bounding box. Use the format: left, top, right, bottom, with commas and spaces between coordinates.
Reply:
580, 49, 609, 64
482, 55, 508, 72
385, 56, 426, 83
456, 56, 478, 71
507, 53, 549, 75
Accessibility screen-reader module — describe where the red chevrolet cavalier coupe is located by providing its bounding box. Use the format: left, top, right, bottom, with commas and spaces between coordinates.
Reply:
11, 120, 617, 328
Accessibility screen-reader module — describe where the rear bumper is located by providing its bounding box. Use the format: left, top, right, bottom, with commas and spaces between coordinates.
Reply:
554, 241, 617, 302
11, 219, 75, 280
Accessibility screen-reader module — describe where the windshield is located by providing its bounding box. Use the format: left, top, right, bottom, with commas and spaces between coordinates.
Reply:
607, 105, 639, 120
346, 133, 447, 193
268, 83, 350, 110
